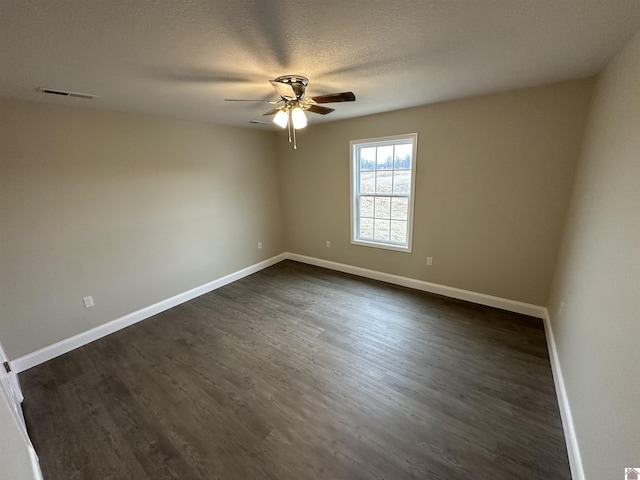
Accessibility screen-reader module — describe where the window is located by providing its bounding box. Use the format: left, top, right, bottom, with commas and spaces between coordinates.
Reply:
350, 133, 417, 252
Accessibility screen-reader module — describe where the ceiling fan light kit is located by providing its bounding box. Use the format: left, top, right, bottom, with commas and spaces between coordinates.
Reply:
273, 109, 289, 128
226, 74, 355, 149
290, 106, 307, 129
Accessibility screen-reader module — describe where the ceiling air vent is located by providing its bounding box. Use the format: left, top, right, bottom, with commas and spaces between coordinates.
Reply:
39, 87, 97, 99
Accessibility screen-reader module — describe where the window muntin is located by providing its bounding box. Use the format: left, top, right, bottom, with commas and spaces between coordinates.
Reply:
350, 134, 417, 252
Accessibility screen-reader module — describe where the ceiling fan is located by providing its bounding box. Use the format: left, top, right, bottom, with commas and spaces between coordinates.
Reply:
226, 75, 356, 149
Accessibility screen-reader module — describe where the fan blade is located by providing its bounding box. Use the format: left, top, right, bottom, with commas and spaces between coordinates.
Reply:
311, 92, 356, 104
270, 80, 297, 100
263, 108, 281, 116
225, 99, 280, 104
307, 105, 335, 115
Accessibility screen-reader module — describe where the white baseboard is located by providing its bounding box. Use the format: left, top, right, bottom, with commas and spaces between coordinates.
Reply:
285, 253, 546, 318
542, 310, 584, 480
11, 250, 580, 478
13, 251, 546, 367
12, 253, 287, 373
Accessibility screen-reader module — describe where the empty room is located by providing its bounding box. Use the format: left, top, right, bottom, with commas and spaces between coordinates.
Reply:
1, 2, 639, 479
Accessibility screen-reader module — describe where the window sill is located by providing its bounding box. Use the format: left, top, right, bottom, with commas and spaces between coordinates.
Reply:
351, 239, 412, 253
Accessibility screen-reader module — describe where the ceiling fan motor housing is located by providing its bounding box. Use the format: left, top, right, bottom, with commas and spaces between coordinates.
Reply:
274, 75, 308, 99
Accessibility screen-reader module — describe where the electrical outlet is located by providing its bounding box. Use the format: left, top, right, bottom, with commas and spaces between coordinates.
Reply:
83, 296, 94, 308
257, 241, 262, 249
426, 257, 433, 266
326, 241, 331, 248
559, 301, 565, 315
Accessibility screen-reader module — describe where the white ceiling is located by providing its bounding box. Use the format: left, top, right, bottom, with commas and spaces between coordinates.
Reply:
1, 1, 639, 129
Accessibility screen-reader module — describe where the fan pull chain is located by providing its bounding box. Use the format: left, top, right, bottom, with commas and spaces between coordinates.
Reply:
292, 115, 297, 149
286, 108, 297, 149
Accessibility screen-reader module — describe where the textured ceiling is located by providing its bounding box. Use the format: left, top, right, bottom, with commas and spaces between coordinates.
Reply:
1, 1, 639, 129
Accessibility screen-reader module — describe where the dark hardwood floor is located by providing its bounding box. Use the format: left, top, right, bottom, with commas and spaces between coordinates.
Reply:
20, 260, 571, 479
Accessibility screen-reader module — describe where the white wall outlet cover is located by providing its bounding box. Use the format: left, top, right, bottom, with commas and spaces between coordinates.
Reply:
427, 257, 433, 266
83, 296, 94, 308
326, 241, 331, 248
257, 242, 262, 249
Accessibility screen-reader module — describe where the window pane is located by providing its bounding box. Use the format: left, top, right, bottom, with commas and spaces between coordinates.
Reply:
360, 196, 374, 217
376, 145, 393, 170
393, 170, 411, 194
390, 220, 407, 244
361, 171, 375, 193
360, 218, 374, 238
391, 197, 408, 220
351, 134, 416, 252
374, 197, 391, 219
375, 171, 392, 194
360, 147, 376, 171
374, 219, 390, 241
394, 144, 412, 169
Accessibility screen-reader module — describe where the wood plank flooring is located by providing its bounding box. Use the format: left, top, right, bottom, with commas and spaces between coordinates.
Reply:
20, 260, 571, 479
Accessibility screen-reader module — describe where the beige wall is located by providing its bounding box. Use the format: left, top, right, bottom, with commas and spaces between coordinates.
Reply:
0, 79, 596, 360
0, 100, 284, 359
278, 78, 593, 305
548, 32, 640, 479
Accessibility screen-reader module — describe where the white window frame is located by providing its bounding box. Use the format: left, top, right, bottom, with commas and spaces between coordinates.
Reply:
350, 133, 418, 253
